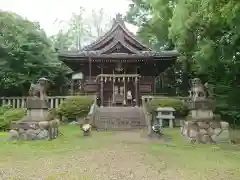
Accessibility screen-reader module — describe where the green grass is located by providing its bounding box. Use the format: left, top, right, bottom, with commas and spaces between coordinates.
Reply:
151, 130, 240, 163
0, 126, 240, 179
0, 126, 114, 157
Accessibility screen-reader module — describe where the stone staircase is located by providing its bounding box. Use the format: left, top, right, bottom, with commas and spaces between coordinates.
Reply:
93, 107, 147, 130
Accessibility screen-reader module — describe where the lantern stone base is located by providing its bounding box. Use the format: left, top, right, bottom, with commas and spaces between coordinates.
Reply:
181, 120, 229, 143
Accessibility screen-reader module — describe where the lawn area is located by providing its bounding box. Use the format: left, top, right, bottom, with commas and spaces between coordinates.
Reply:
0, 126, 240, 180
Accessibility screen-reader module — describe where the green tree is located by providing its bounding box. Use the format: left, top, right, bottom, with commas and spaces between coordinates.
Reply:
52, 7, 112, 51
126, 0, 176, 50
89, 8, 112, 39
126, 0, 240, 124
169, 0, 240, 125
52, 7, 92, 51
125, 0, 180, 95
0, 10, 69, 96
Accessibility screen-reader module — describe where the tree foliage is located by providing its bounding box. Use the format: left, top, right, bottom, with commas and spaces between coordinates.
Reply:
0, 10, 70, 96
51, 7, 112, 51
126, 0, 176, 50
126, 0, 240, 125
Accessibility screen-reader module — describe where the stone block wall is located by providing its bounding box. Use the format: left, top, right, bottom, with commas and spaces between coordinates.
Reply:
9, 119, 60, 141
181, 120, 229, 143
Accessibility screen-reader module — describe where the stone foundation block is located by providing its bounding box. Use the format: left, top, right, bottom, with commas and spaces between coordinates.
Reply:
181, 120, 229, 144
8, 119, 60, 141
197, 122, 210, 129
210, 121, 221, 129
220, 122, 229, 130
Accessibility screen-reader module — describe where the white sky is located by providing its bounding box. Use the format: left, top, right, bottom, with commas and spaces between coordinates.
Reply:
1, 0, 137, 36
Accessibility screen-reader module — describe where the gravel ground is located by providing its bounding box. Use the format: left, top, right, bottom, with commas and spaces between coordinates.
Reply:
0, 131, 239, 180
1, 149, 175, 180
0, 132, 179, 180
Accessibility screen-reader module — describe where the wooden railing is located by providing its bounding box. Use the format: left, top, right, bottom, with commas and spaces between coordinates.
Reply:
0, 96, 68, 109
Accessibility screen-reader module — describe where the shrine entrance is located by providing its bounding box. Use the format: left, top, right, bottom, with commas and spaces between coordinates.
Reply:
96, 74, 140, 107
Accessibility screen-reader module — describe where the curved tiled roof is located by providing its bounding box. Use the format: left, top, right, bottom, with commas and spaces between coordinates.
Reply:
58, 14, 179, 61
82, 13, 151, 51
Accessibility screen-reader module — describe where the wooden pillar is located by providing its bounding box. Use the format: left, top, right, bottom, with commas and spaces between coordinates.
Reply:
100, 65, 104, 107
135, 67, 140, 106
112, 70, 115, 105
100, 76, 104, 107
100, 63, 103, 74
123, 68, 126, 105
89, 57, 92, 80
135, 76, 139, 106
153, 77, 156, 95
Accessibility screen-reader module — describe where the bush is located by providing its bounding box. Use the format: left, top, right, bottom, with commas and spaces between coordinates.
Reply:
146, 98, 189, 117
0, 107, 26, 131
56, 96, 94, 121
0, 105, 12, 115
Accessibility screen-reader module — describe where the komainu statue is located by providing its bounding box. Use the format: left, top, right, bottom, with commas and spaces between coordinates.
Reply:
204, 82, 214, 98
189, 78, 206, 101
28, 83, 40, 97
28, 77, 49, 100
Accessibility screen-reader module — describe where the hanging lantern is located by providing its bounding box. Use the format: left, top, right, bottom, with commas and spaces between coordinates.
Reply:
105, 77, 107, 83
109, 77, 112, 82
100, 77, 103, 82
128, 77, 130, 82
113, 77, 115, 83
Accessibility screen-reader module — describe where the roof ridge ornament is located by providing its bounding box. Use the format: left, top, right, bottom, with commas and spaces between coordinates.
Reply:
113, 13, 125, 27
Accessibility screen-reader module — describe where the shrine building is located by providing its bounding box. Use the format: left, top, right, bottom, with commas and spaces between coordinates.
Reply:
58, 14, 179, 107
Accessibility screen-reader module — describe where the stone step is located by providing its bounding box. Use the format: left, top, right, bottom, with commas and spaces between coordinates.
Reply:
94, 107, 146, 130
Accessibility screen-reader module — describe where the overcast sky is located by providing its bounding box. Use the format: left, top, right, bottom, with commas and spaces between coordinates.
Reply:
1, 0, 137, 35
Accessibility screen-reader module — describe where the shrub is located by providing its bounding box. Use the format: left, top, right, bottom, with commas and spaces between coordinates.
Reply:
146, 98, 189, 117
56, 96, 94, 121
0, 105, 12, 115
0, 107, 26, 131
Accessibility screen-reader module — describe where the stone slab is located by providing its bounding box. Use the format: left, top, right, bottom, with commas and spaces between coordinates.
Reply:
11, 121, 39, 130
188, 99, 215, 110
26, 98, 49, 109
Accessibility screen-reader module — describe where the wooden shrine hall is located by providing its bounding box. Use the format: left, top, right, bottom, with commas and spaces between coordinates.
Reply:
58, 14, 179, 107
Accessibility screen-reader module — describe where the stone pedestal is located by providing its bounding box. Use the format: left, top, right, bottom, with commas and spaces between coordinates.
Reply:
9, 119, 60, 141
8, 78, 60, 141
181, 78, 229, 144
181, 98, 229, 143
181, 120, 229, 143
